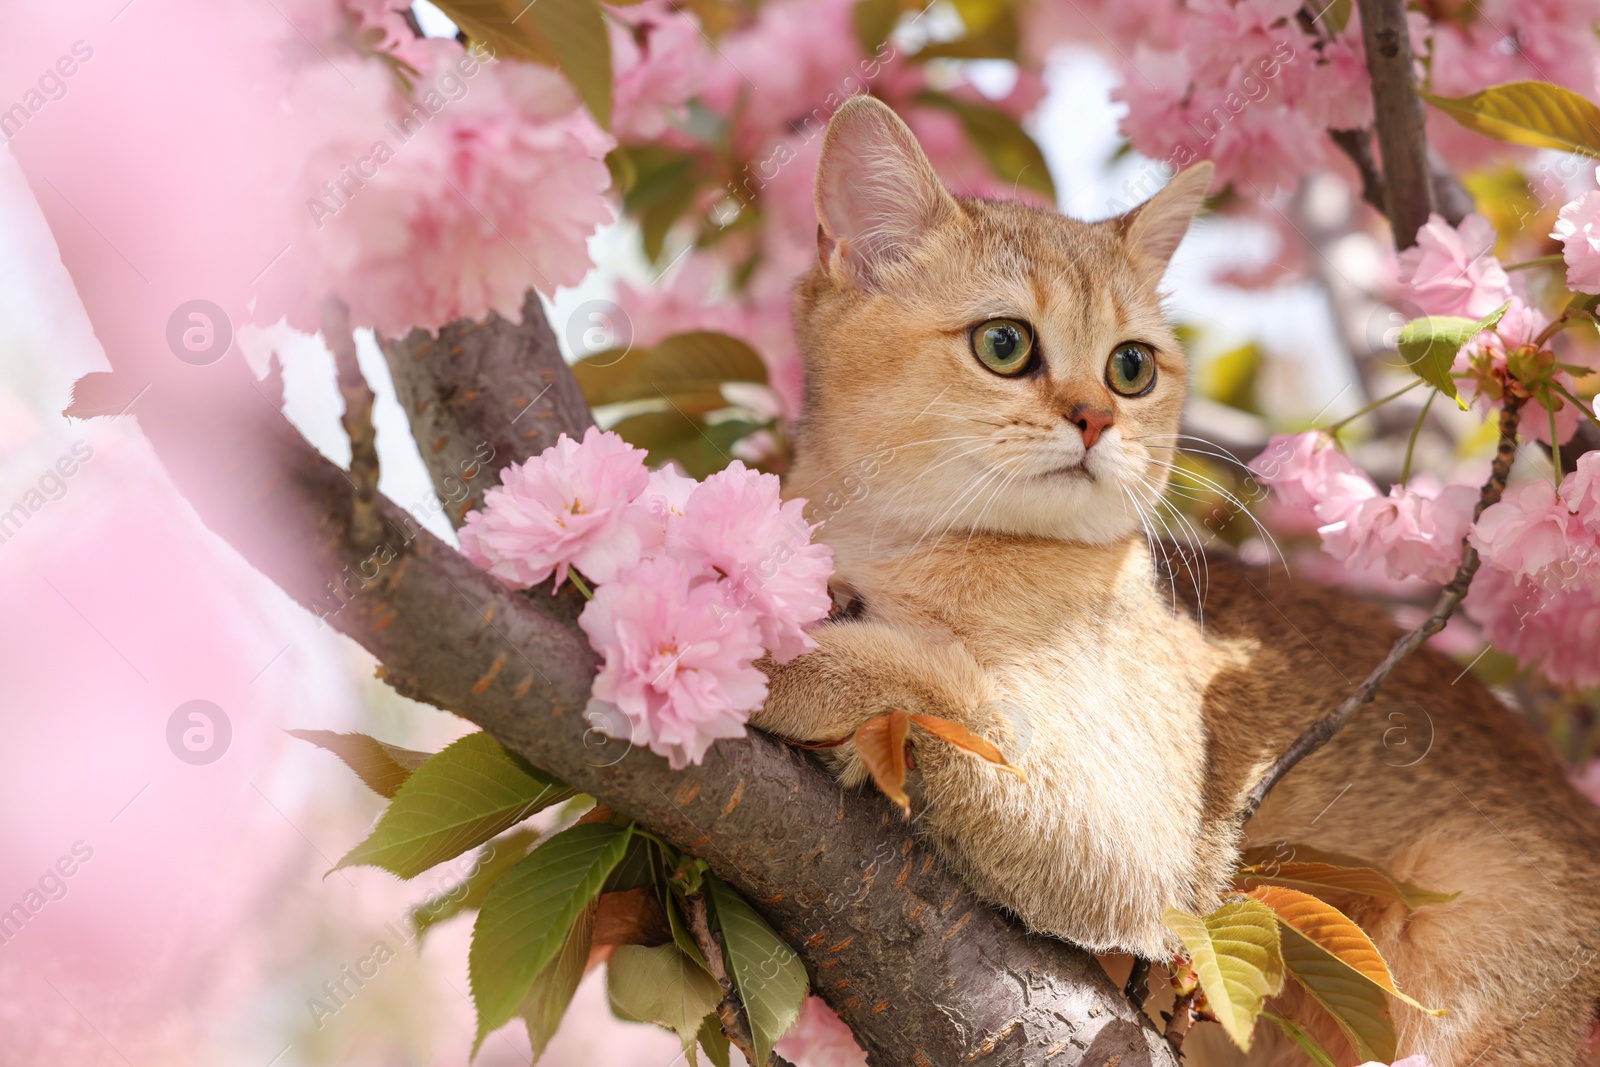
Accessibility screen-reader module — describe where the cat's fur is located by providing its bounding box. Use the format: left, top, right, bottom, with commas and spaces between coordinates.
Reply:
752, 95, 1600, 1066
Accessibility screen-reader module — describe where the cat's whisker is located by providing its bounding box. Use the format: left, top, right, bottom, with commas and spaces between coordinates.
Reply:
1130, 472, 1210, 621
1145, 458, 1288, 572
868, 440, 1017, 547
1120, 483, 1174, 612
1126, 477, 1199, 619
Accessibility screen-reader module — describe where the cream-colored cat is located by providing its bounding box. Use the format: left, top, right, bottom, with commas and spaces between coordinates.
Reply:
753, 95, 1600, 1066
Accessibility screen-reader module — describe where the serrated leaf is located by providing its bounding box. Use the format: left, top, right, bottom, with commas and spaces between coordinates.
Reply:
707, 878, 808, 1067
521, 899, 596, 1063
572, 331, 769, 409
667, 892, 715, 976
1420, 81, 1600, 158
287, 729, 432, 799
912, 91, 1056, 201
471, 821, 634, 1049
607, 943, 724, 1056
430, 0, 612, 127
1396, 301, 1509, 408
697, 1014, 732, 1067
908, 713, 1023, 778
1162, 900, 1285, 1051
1277, 924, 1398, 1063
854, 710, 911, 815
1237, 844, 1458, 908
411, 828, 540, 937
334, 732, 573, 878
1247, 886, 1444, 1016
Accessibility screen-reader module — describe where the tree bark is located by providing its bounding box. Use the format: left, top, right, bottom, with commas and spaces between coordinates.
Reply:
1356, 0, 1437, 247
83, 309, 1175, 1066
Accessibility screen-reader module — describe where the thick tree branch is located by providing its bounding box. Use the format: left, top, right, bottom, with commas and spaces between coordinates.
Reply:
98, 321, 1173, 1066
1356, 0, 1437, 247
376, 290, 592, 522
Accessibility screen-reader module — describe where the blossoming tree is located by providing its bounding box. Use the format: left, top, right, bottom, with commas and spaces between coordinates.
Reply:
13, 0, 1600, 1062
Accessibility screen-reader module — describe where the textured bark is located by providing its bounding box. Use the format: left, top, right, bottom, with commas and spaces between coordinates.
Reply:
376, 289, 593, 522
1357, 0, 1436, 247
95, 313, 1175, 1067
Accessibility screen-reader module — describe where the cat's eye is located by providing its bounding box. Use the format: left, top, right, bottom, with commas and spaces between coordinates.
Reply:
1106, 342, 1157, 396
971, 319, 1034, 376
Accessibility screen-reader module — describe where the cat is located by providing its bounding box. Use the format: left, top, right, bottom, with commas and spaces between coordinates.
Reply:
751, 94, 1600, 1067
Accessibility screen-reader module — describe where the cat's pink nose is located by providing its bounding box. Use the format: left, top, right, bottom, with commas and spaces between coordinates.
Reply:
1072, 406, 1114, 448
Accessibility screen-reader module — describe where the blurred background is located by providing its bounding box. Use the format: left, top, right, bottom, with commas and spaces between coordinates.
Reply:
2, 0, 1596, 1064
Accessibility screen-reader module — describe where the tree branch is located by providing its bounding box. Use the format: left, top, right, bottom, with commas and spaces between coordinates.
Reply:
1239, 394, 1524, 822
325, 296, 383, 551
1355, 0, 1437, 247
95, 310, 1174, 1066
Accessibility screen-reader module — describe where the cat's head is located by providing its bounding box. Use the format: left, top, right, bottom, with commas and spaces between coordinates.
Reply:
790, 95, 1210, 551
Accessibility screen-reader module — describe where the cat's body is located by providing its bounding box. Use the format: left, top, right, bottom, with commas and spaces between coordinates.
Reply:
753, 95, 1600, 1065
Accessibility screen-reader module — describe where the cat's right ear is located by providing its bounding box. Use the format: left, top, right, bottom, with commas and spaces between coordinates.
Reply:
814, 94, 959, 288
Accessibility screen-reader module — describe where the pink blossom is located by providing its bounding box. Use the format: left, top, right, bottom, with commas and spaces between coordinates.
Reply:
579, 555, 769, 768
1469, 480, 1599, 591
1356, 1057, 1434, 1067
1552, 170, 1600, 295
674, 461, 834, 664
1564, 451, 1600, 535
291, 41, 615, 335
1454, 297, 1578, 446
1396, 213, 1513, 319
775, 996, 868, 1067
459, 427, 650, 590
1248, 431, 1362, 510
1465, 564, 1600, 690
1321, 481, 1477, 584
608, 0, 707, 141
630, 464, 699, 556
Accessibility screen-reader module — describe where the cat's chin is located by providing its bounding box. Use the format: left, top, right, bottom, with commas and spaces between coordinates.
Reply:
976, 480, 1150, 546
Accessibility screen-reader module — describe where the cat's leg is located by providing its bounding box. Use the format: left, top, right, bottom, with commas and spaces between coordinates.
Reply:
752, 618, 999, 776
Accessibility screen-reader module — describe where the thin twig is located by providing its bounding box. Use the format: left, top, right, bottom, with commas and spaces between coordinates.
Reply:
683, 891, 796, 1067
1163, 987, 1200, 1053
323, 295, 383, 551
1356, 0, 1436, 246
1328, 128, 1387, 217
1239, 395, 1524, 823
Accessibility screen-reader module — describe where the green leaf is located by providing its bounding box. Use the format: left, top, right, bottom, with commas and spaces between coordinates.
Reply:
410, 829, 540, 937
1264, 1010, 1340, 1067
622, 147, 703, 261
918, 0, 1018, 60
667, 891, 715, 976
607, 943, 725, 1056
1419, 81, 1600, 158
697, 1014, 732, 1067
853, 0, 905, 54
335, 732, 573, 879
287, 729, 432, 799
471, 821, 634, 1049
521, 899, 597, 1062
1396, 301, 1509, 409
1237, 844, 1458, 908
912, 91, 1056, 201
1318, 0, 1352, 34
707, 878, 808, 1067
429, 0, 612, 127
1162, 899, 1285, 1052
1278, 925, 1398, 1063
572, 331, 769, 409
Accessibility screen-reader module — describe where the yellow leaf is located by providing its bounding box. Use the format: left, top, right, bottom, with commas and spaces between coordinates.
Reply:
854, 711, 911, 815
1247, 886, 1445, 1017
1162, 899, 1285, 1051
1419, 81, 1600, 158
1237, 844, 1458, 908
907, 713, 1023, 778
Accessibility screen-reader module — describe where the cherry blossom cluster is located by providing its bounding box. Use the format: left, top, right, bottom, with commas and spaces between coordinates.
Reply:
1252, 205, 1600, 690
458, 428, 833, 768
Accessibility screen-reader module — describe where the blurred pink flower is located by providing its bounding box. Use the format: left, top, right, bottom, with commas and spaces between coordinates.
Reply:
1396, 213, 1512, 318
1357, 1057, 1434, 1067
1184, 0, 1305, 88
1466, 564, 1600, 690
1321, 481, 1477, 584
1565, 451, 1600, 535
294, 41, 614, 335
459, 427, 650, 591
1552, 171, 1600, 295
1454, 297, 1579, 446
608, 0, 707, 140
673, 461, 834, 664
579, 555, 769, 768
1469, 480, 1600, 590
1248, 431, 1360, 510
776, 996, 868, 1067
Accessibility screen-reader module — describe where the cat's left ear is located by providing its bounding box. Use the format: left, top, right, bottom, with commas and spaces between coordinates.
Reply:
1120, 161, 1213, 285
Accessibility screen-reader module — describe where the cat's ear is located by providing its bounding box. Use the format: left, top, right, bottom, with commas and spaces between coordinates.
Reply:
814, 94, 959, 287
1120, 161, 1213, 284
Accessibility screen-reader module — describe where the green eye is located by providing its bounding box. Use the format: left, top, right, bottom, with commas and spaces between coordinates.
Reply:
971, 319, 1034, 376
1106, 342, 1157, 396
